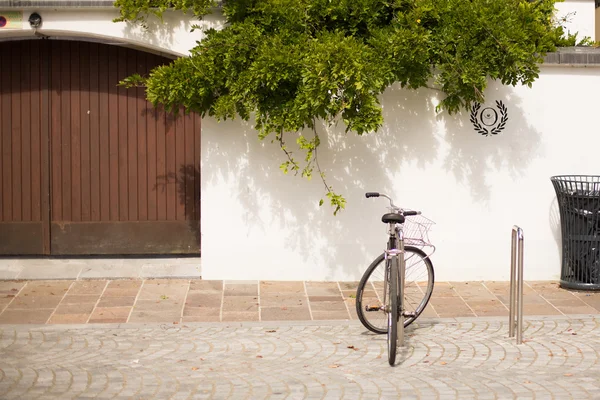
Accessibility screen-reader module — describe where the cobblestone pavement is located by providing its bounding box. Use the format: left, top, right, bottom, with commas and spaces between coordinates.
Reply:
1, 316, 600, 399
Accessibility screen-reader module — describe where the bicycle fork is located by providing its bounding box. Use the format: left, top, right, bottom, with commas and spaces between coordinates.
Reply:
388, 249, 405, 346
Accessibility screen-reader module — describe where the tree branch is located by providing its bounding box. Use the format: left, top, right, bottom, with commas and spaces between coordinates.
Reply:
311, 121, 331, 194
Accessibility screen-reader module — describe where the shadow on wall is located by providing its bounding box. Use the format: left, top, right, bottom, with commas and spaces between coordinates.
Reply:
202, 82, 543, 279
121, 12, 224, 55
550, 196, 562, 260
121, 17, 187, 55
438, 83, 543, 204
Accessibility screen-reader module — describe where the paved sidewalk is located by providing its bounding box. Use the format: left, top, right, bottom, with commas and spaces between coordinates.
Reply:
1, 317, 600, 399
1, 279, 599, 324
0, 258, 201, 280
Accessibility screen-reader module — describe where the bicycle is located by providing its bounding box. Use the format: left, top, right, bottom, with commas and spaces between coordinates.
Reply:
355, 192, 435, 366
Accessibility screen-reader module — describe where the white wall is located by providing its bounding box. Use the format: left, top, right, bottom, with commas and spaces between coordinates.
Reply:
0, 9, 223, 56
555, 0, 596, 41
200, 66, 600, 282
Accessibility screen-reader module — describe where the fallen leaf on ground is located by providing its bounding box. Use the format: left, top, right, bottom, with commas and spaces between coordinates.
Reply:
173, 322, 179, 325
266, 330, 277, 333
192, 367, 199, 371
564, 373, 573, 377
256, 355, 263, 358
440, 361, 447, 365
281, 307, 288, 310
524, 380, 531, 384
347, 345, 357, 350
329, 364, 340, 368
572, 333, 578, 335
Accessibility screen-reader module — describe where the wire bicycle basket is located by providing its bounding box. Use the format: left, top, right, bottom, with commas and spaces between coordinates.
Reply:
403, 214, 435, 249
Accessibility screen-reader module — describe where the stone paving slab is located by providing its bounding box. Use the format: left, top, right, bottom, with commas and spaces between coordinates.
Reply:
0, 258, 201, 280
0, 280, 599, 325
1, 316, 599, 399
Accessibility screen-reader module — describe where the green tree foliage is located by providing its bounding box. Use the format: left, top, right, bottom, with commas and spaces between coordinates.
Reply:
117, 0, 566, 214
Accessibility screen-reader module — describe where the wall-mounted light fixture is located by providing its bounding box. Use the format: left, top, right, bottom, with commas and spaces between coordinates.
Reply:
28, 12, 42, 28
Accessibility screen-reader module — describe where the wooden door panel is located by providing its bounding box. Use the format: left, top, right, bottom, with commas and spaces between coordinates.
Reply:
0, 40, 49, 255
48, 41, 200, 255
51, 221, 199, 255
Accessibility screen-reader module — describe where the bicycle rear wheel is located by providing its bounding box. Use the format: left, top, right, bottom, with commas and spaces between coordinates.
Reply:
356, 246, 434, 334
387, 256, 398, 366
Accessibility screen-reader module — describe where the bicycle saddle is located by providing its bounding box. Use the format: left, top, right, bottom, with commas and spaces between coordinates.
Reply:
381, 213, 405, 224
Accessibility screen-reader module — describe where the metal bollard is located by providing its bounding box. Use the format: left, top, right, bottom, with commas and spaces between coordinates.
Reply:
509, 226, 524, 344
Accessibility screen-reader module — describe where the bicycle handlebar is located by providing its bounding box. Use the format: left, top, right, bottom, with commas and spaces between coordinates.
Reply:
365, 192, 421, 216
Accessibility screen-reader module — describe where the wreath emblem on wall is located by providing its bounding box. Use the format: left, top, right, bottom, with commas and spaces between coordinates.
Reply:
470, 100, 508, 136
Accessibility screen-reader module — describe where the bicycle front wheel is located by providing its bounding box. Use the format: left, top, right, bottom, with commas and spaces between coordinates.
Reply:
356, 246, 434, 334
387, 256, 398, 366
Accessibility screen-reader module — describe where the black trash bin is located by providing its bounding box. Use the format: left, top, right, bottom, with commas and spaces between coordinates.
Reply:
551, 175, 600, 290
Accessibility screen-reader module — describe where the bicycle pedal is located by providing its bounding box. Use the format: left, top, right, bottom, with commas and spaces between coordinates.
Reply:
364, 305, 381, 312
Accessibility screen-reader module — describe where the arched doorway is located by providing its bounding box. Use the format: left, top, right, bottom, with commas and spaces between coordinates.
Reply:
0, 39, 200, 255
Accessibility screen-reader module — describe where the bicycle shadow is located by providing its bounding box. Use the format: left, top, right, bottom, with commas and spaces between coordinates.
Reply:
357, 325, 430, 367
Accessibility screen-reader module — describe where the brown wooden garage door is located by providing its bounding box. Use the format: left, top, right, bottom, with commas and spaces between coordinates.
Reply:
0, 39, 200, 255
